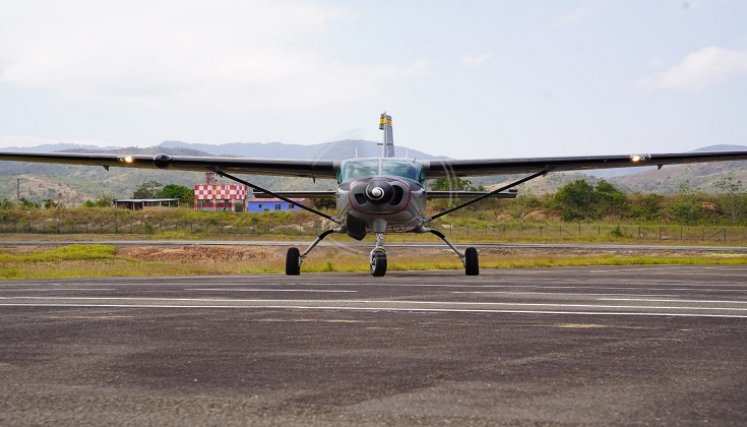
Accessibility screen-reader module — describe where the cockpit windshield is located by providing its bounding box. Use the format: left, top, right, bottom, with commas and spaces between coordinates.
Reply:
338, 158, 425, 183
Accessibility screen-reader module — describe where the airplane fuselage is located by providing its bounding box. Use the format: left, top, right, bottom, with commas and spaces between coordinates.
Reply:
334, 158, 428, 240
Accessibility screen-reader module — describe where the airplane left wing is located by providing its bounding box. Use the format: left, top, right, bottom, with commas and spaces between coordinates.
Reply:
425, 151, 747, 178
0, 152, 337, 179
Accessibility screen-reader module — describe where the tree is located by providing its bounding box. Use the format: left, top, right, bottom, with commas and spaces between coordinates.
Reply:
84, 195, 114, 208
714, 174, 746, 222
551, 180, 630, 221
18, 197, 39, 210
159, 184, 194, 206
512, 193, 542, 219
0, 198, 15, 210
429, 177, 484, 192
428, 177, 486, 208
628, 193, 663, 221
133, 181, 163, 199
43, 199, 59, 209
592, 180, 628, 219
667, 180, 704, 225
552, 180, 595, 221
95, 195, 114, 207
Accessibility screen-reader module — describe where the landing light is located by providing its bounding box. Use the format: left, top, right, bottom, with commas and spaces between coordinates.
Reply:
122, 155, 134, 164
630, 155, 642, 163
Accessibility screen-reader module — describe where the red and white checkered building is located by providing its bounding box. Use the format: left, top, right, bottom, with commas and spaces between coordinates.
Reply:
194, 184, 248, 211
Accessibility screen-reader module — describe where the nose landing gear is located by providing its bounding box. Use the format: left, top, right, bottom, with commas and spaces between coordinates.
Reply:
370, 249, 387, 277
369, 233, 388, 277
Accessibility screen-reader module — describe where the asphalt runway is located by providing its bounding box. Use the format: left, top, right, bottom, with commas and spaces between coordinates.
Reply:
1, 266, 746, 425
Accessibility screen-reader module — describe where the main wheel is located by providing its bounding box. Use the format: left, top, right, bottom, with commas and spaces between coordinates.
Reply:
464, 247, 479, 276
286, 247, 301, 275
370, 250, 387, 277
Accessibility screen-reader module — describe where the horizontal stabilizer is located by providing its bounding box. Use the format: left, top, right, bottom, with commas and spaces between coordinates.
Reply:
251, 190, 336, 199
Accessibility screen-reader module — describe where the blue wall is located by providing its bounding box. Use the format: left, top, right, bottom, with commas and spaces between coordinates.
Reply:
247, 201, 299, 213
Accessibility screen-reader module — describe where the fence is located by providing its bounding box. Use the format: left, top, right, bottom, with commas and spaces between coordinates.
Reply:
1, 217, 746, 243
436, 223, 747, 243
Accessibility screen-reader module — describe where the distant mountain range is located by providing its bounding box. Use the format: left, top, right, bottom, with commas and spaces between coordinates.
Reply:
1, 141, 745, 204
160, 139, 447, 161
3, 139, 445, 161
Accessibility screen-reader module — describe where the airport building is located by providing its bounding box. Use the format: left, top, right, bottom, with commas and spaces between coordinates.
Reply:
193, 172, 308, 213
194, 184, 248, 211
114, 198, 180, 210
193, 172, 248, 211
246, 198, 311, 213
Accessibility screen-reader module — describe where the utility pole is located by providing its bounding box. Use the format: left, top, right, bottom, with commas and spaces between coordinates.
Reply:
16, 178, 21, 202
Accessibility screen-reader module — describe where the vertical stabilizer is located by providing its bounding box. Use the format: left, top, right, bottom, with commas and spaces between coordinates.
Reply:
379, 112, 395, 157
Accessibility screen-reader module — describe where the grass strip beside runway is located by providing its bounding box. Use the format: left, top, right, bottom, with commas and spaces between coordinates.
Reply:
1, 244, 747, 279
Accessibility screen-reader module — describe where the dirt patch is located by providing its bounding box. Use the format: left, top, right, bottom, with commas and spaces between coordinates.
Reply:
118, 246, 285, 262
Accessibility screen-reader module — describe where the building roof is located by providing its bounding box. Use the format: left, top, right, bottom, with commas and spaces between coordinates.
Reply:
114, 198, 180, 203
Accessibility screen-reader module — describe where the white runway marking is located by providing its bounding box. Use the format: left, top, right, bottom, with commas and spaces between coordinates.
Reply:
186, 288, 358, 293
0, 288, 116, 292
452, 291, 682, 297
600, 298, 747, 304
195, 283, 747, 291
2, 297, 747, 313
1, 303, 746, 319
4, 295, 747, 308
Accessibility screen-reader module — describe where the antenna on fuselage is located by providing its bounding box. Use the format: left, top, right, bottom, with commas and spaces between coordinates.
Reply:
379, 112, 395, 158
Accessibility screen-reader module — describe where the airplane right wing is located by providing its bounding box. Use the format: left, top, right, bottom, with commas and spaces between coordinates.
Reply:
424, 151, 747, 178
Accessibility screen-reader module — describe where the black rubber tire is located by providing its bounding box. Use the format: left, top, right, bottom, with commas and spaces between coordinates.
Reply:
286, 247, 301, 275
464, 247, 479, 276
370, 251, 387, 277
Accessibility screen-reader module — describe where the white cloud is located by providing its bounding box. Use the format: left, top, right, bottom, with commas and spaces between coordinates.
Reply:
460, 53, 493, 67
636, 46, 747, 91
0, 0, 427, 113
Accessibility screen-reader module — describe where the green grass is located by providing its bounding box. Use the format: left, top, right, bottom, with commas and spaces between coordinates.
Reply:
0, 244, 115, 263
1, 244, 746, 280
3, 206, 747, 245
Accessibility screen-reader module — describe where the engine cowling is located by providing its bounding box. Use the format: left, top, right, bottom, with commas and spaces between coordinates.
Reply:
349, 177, 408, 213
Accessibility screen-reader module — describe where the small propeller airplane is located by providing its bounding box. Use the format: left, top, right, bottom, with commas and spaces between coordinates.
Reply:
2, 113, 747, 276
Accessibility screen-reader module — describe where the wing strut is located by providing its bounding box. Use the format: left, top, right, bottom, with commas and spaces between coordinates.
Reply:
424, 169, 550, 223
211, 168, 341, 224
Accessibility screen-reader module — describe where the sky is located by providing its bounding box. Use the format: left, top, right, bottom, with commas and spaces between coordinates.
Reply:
0, 0, 746, 159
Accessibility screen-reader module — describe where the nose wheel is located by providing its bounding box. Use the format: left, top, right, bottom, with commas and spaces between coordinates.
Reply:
370, 249, 387, 277
369, 232, 388, 277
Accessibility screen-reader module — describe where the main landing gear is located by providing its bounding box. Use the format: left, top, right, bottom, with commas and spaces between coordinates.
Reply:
426, 228, 479, 276
285, 228, 341, 276
285, 229, 392, 277
285, 228, 479, 277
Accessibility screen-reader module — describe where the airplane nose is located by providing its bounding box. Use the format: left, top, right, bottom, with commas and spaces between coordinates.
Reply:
365, 180, 393, 204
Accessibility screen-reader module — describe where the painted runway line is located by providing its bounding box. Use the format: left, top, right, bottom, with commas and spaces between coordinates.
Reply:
2, 266, 745, 319
2, 302, 747, 319
185, 288, 358, 293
